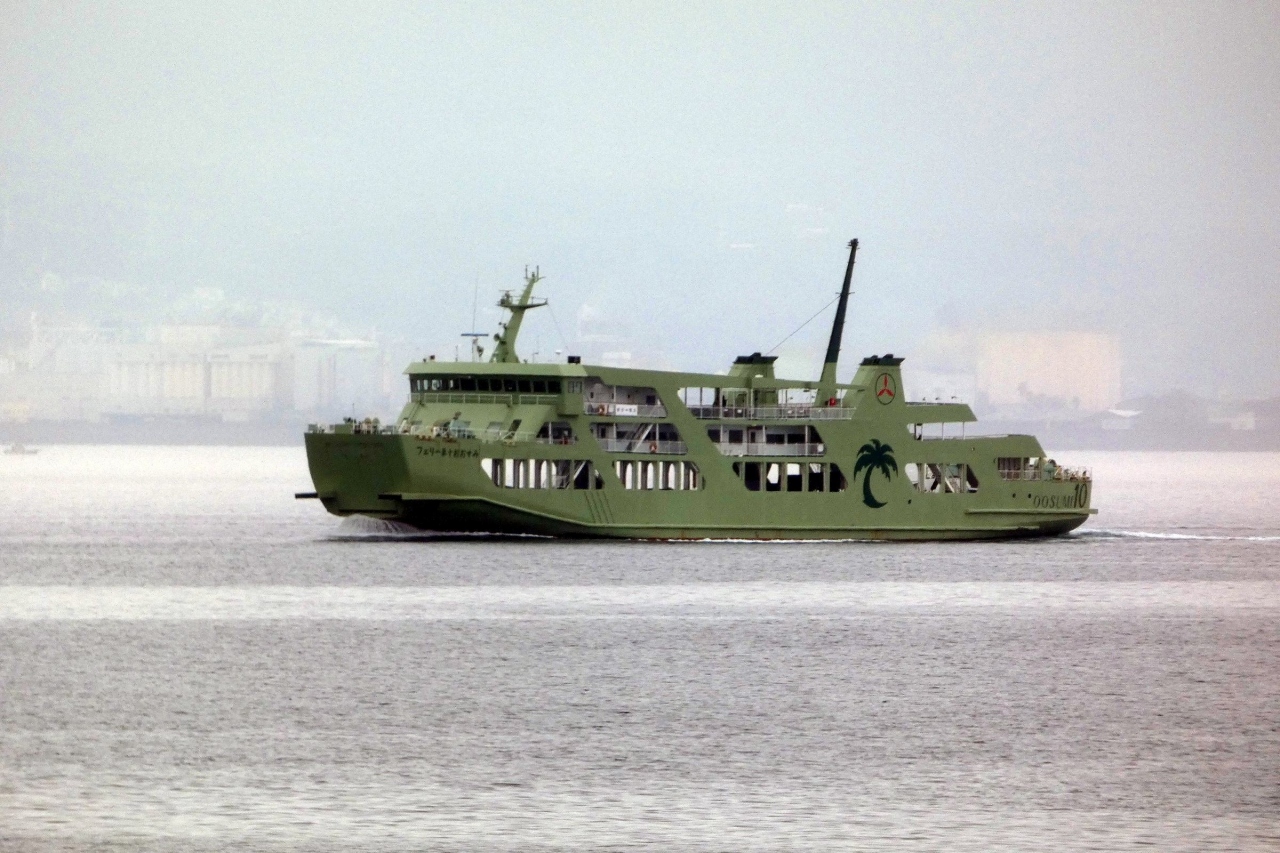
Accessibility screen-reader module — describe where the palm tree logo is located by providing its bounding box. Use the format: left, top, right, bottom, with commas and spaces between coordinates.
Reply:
853, 439, 898, 508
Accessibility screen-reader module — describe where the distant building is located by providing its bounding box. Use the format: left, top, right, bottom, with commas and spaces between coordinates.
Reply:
977, 332, 1122, 414
0, 318, 394, 425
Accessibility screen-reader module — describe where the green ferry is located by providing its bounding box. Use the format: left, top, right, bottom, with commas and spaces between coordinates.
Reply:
299, 241, 1094, 539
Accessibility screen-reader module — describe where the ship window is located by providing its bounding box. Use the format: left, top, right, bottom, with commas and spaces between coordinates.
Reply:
765, 463, 782, 491
918, 422, 969, 440
615, 460, 701, 490
533, 380, 547, 393
728, 429, 744, 444
924, 463, 941, 491
807, 463, 824, 492
518, 379, 532, 393
549, 380, 562, 394
707, 427, 721, 442
536, 421, 575, 444
665, 461, 684, 490
460, 377, 476, 391
733, 461, 845, 493
911, 463, 978, 494
480, 458, 601, 490
582, 379, 667, 415
684, 463, 700, 490
997, 457, 1030, 480
503, 378, 517, 393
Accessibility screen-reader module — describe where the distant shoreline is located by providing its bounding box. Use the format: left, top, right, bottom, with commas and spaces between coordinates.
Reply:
0, 418, 307, 447
3, 419, 1278, 451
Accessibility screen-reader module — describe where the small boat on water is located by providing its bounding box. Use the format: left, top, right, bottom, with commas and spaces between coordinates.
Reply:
299, 239, 1095, 539
4, 443, 39, 455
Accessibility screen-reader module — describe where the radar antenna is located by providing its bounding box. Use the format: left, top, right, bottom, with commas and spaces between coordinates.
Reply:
490, 267, 547, 364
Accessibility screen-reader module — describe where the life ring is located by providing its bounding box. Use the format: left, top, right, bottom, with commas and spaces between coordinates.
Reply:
596, 404, 607, 416
648, 442, 658, 454
827, 397, 839, 407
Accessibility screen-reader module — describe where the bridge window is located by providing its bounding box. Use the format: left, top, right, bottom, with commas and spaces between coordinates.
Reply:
412, 375, 562, 395
912, 422, 969, 440
997, 457, 1039, 480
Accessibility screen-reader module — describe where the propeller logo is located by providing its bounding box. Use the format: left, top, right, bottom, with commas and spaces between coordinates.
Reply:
875, 373, 896, 405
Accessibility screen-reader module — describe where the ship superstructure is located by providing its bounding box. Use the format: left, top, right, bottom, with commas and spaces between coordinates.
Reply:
300, 242, 1094, 539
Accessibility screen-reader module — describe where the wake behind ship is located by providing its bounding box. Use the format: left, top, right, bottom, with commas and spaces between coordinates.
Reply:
299, 241, 1094, 539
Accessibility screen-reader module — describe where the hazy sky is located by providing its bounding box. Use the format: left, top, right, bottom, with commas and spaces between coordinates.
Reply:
2, 1, 1277, 396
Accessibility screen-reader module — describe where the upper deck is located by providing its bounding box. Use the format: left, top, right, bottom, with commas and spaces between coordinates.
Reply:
401, 358, 976, 425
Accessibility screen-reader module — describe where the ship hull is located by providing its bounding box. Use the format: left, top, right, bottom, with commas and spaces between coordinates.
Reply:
304, 432, 1093, 542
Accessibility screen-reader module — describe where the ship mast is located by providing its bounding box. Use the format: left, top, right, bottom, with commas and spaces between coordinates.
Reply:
490, 267, 547, 364
816, 239, 858, 405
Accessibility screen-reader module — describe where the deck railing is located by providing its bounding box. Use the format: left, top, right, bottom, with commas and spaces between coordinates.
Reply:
312, 422, 577, 445
583, 402, 668, 418
595, 437, 688, 455
687, 405, 854, 421
471, 431, 577, 445
998, 467, 1092, 482
713, 442, 826, 458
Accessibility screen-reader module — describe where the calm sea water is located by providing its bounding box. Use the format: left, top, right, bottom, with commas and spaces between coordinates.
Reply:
1, 447, 1278, 851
